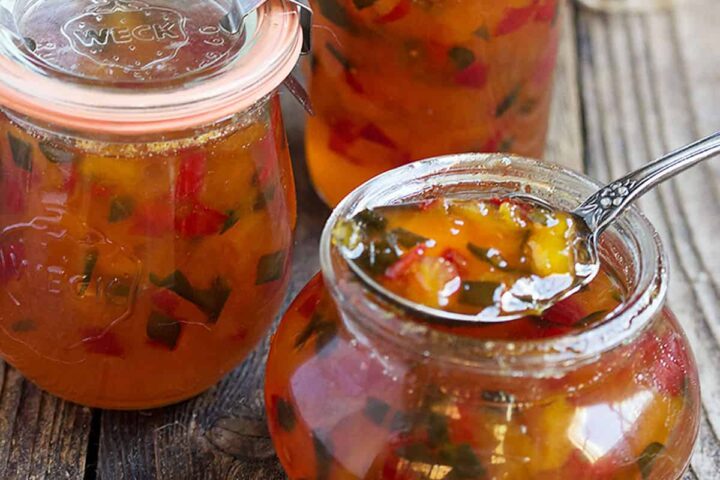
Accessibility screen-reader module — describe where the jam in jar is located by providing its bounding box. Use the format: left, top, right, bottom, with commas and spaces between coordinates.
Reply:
0, 0, 304, 408
306, 0, 562, 205
266, 154, 700, 479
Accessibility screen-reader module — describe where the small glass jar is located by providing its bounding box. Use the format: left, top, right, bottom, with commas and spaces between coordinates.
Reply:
0, 0, 303, 408
305, 0, 563, 206
266, 154, 700, 479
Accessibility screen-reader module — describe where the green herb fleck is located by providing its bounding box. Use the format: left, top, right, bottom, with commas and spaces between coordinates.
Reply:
396, 442, 434, 463
364, 397, 390, 426
150, 271, 230, 322
390, 228, 427, 249
146, 311, 181, 350
527, 208, 553, 226
78, 248, 99, 296
459, 281, 500, 307
448, 46, 476, 70
8, 133, 32, 172
353, 209, 387, 233
150, 270, 195, 303
256, 250, 286, 285
637, 442, 665, 479
326, 42, 352, 70
441, 443, 486, 479
312, 432, 334, 480
108, 196, 135, 223
221, 210, 241, 234
193, 277, 232, 323
426, 413, 450, 447
474, 25, 490, 40
317, 0, 352, 29
253, 184, 276, 211
519, 98, 539, 115
294, 313, 338, 354
499, 137, 515, 152
467, 243, 510, 271
275, 397, 296, 432
105, 277, 133, 305
357, 237, 399, 275
495, 85, 522, 117
11, 318, 36, 333
352, 0, 376, 9
39, 142, 76, 164
576, 310, 608, 328
390, 411, 413, 432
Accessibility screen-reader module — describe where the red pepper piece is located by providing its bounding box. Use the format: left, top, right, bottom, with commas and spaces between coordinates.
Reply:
344, 69, 365, 94
441, 248, 469, 274
176, 151, 207, 200
481, 131, 504, 152
132, 199, 174, 237
80, 327, 124, 357
90, 183, 112, 198
454, 62, 489, 89
384, 245, 425, 280
297, 291, 322, 318
542, 297, 585, 326
375, 0, 411, 24
534, 0, 558, 22
151, 289, 181, 317
0, 239, 25, 285
359, 123, 396, 149
495, 1, 539, 36
328, 119, 359, 155
175, 203, 229, 238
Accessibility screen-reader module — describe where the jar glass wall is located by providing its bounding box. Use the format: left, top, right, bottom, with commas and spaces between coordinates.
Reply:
0, 93, 295, 409
305, 0, 563, 206
266, 154, 700, 479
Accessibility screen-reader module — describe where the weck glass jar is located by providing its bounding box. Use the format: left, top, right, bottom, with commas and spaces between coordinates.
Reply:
305, 0, 563, 206
266, 154, 700, 479
0, 0, 304, 408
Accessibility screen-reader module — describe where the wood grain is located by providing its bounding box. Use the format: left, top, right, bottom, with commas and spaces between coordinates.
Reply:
0, 362, 92, 479
576, 2, 720, 477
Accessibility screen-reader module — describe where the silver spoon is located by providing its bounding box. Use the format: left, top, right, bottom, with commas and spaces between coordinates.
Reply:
344, 131, 720, 324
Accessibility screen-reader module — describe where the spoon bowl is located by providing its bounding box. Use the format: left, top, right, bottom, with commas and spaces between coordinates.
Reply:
343, 131, 720, 324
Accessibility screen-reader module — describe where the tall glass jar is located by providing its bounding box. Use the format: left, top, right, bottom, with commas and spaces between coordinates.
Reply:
0, 0, 303, 409
266, 154, 700, 479
305, 0, 562, 206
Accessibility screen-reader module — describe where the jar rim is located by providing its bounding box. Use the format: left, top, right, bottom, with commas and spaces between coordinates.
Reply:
320, 154, 668, 375
0, 0, 302, 135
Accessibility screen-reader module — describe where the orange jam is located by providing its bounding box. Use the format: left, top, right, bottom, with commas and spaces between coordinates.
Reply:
0, 0, 302, 408
266, 187, 699, 479
306, 0, 561, 205
0, 96, 295, 408
332, 198, 599, 322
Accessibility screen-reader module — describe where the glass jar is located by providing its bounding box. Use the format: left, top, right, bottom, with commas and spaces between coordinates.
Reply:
305, 0, 562, 206
266, 154, 700, 479
0, 0, 303, 409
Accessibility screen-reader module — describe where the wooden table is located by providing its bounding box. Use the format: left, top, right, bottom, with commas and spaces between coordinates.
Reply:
1, 1, 718, 478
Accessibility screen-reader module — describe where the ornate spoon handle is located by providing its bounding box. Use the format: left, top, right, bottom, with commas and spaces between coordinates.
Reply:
573, 131, 720, 235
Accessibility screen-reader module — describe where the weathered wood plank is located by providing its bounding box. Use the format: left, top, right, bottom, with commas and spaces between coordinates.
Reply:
0, 362, 92, 479
545, 0, 585, 171
576, 3, 720, 478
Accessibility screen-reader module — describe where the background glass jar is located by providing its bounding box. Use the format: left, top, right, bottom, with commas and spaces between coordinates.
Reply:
0, 0, 303, 408
266, 154, 700, 479
305, 0, 562, 206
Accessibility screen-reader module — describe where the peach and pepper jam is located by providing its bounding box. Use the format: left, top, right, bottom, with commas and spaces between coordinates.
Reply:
266, 197, 699, 478
306, 0, 561, 205
332, 198, 595, 321
0, 96, 295, 409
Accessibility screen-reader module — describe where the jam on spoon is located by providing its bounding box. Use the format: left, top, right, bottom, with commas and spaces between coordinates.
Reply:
336, 130, 720, 323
